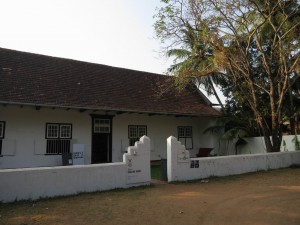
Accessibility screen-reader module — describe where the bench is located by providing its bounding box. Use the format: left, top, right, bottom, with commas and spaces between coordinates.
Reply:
196, 148, 214, 157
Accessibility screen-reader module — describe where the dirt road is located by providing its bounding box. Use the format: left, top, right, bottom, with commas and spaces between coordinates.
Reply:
1, 168, 300, 225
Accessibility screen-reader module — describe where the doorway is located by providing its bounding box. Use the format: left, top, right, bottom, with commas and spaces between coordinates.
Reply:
91, 115, 113, 163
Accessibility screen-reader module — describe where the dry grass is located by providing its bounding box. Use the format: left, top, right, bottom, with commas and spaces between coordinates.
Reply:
1, 168, 300, 225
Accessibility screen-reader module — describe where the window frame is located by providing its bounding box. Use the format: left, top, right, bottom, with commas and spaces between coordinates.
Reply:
59, 124, 72, 139
128, 125, 147, 146
177, 126, 193, 150
45, 123, 72, 140
46, 123, 59, 139
93, 118, 111, 133
0, 121, 5, 139
45, 123, 72, 155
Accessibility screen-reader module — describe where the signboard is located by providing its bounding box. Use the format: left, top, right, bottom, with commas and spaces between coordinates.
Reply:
123, 136, 151, 185
72, 144, 84, 165
124, 153, 149, 184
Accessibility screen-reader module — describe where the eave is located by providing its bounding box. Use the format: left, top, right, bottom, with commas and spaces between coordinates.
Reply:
0, 101, 220, 118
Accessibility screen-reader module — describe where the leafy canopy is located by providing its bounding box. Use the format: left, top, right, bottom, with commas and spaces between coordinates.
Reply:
154, 0, 300, 152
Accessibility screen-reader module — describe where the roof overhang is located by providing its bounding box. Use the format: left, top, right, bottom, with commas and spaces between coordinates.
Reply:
0, 101, 220, 118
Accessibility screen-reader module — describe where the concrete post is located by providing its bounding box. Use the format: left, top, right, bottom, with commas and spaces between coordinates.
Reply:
167, 136, 190, 182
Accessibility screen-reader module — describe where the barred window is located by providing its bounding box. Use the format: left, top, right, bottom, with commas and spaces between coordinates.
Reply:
128, 125, 147, 146
178, 126, 193, 149
46, 123, 72, 154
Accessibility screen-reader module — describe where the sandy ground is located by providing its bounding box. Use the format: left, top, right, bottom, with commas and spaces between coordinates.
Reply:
1, 168, 300, 225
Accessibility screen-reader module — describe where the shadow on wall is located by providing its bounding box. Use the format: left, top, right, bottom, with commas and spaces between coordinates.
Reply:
216, 135, 300, 156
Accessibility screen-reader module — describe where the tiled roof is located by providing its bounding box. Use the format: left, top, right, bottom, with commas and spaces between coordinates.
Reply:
0, 48, 219, 116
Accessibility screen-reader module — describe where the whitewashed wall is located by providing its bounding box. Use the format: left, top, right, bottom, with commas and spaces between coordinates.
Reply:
0, 136, 151, 203
0, 105, 217, 169
112, 113, 217, 161
0, 106, 91, 169
167, 136, 300, 182
217, 135, 300, 156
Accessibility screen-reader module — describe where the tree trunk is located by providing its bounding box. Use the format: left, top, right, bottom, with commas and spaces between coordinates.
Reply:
271, 132, 282, 152
288, 80, 296, 135
271, 116, 282, 152
260, 118, 282, 152
257, 115, 274, 152
208, 76, 224, 111
296, 115, 299, 134
290, 117, 296, 135
262, 130, 273, 153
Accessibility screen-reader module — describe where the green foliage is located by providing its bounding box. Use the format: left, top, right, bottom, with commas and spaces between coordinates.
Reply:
203, 114, 249, 154
203, 114, 249, 140
292, 135, 300, 151
222, 128, 248, 141
154, 0, 225, 108
154, 0, 300, 152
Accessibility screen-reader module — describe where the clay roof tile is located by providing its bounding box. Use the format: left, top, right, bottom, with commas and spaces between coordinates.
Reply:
0, 48, 220, 117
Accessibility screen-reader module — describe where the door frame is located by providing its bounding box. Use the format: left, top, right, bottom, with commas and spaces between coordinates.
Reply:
90, 114, 113, 163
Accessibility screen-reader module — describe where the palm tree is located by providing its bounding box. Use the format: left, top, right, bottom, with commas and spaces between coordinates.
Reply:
203, 114, 249, 155
166, 23, 225, 110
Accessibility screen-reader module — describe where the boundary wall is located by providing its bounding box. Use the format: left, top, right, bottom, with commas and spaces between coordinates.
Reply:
167, 136, 300, 182
219, 135, 300, 155
0, 136, 150, 203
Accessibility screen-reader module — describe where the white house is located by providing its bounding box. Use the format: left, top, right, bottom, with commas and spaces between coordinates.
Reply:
0, 47, 220, 169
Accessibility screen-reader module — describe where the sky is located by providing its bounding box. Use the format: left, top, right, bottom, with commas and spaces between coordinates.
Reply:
0, 0, 170, 74
0, 0, 223, 104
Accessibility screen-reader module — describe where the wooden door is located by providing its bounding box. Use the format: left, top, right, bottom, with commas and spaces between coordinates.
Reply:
91, 116, 112, 163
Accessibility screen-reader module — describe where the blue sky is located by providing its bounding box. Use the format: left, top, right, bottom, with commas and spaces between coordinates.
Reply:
0, 0, 170, 74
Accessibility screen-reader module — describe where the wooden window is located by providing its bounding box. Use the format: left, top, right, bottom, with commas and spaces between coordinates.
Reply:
46, 124, 59, 139
60, 124, 72, 138
45, 123, 72, 154
128, 125, 147, 146
94, 119, 110, 133
0, 121, 5, 155
178, 126, 193, 149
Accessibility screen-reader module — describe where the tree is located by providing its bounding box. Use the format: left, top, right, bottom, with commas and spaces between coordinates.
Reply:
203, 113, 249, 155
164, 21, 225, 109
284, 74, 300, 134
154, 0, 300, 152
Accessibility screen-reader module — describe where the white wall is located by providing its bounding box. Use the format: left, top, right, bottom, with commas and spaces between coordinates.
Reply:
218, 135, 300, 156
0, 136, 151, 203
167, 136, 300, 182
280, 135, 300, 152
0, 106, 91, 169
113, 114, 217, 161
0, 105, 217, 169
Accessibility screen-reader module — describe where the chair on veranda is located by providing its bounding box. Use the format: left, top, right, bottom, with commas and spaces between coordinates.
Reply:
196, 148, 214, 157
